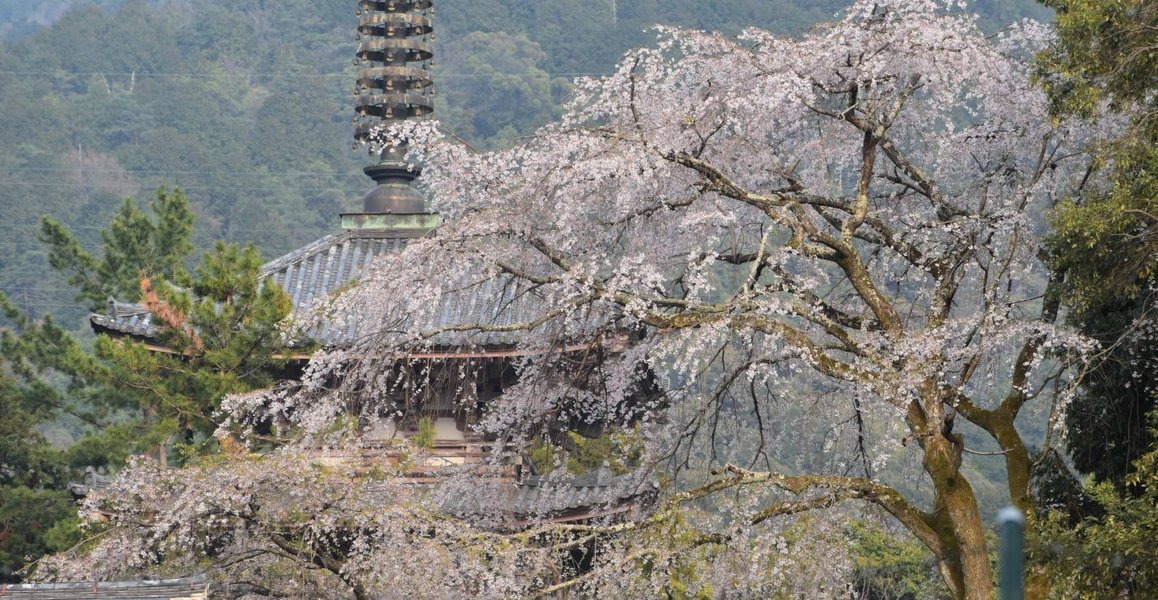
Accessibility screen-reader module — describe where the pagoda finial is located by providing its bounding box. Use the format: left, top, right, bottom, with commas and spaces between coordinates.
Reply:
354, 0, 435, 214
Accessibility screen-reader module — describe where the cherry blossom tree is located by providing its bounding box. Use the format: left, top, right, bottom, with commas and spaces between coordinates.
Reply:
38, 2, 1116, 598
349, 1, 1105, 595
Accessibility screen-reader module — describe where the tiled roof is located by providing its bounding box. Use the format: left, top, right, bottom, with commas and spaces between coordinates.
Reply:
92, 228, 418, 344
69, 461, 655, 525
90, 222, 551, 349
441, 468, 658, 521
67, 467, 111, 499
89, 224, 550, 349
0, 576, 208, 599
262, 229, 417, 316
90, 301, 153, 339
265, 223, 551, 347
508, 470, 658, 515
402, 274, 546, 348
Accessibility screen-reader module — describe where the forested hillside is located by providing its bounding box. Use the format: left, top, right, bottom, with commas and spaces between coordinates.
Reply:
0, 0, 1049, 332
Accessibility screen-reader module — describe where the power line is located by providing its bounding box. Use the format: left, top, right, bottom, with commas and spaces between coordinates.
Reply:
0, 70, 610, 79
0, 286, 86, 295
0, 167, 362, 177
0, 301, 91, 309
0, 224, 342, 234
0, 180, 369, 193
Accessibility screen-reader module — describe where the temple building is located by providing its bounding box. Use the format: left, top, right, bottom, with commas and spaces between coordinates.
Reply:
81, 0, 654, 521
9, 3, 655, 598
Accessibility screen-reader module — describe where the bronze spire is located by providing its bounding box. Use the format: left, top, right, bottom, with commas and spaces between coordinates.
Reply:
354, 0, 435, 215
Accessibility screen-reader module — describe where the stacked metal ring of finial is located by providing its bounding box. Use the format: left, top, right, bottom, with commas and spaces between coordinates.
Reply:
353, 0, 435, 147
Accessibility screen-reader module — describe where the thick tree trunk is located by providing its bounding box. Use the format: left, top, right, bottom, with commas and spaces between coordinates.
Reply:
990, 414, 1051, 600
925, 434, 994, 600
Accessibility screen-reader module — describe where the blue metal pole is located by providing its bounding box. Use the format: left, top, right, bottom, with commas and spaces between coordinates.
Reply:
997, 506, 1025, 600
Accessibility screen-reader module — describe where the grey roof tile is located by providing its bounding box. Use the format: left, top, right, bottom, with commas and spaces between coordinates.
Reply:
88, 226, 551, 349
1, 576, 207, 599
441, 469, 658, 519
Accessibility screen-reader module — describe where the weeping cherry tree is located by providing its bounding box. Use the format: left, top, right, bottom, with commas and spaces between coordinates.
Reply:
40, 2, 1118, 598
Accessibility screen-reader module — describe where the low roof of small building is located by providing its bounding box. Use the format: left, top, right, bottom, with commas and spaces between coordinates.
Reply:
1, 576, 207, 599
439, 467, 659, 525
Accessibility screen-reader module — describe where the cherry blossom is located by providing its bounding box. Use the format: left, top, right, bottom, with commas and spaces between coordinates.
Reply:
40, 3, 1121, 598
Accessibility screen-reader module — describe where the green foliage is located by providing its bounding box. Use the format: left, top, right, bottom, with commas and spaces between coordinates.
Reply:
0, 487, 77, 583
634, 510, 717, 599
1048, 137, 1157, 305
1061, 293, 1157, 487
438, 32, 559, 148
0, 298, 90, 582
1037, 0, 1157, 500
1036, 23, 1156, 600
664, 550, 716, 600
33, 186, 293, 451
848, 520, 949, 600
1040, 0, 1156, 308
40, 186, 194, 311
413, 416, 436, 450
528, 435, 558, 474
1035, 0, 1155, 120
1034, 410, 1158, 597
528, 427, 645, 475
0, 294, 125, 453
0, 363, 66, 489
1, 186, 294, 579
96, 240, 293, 446
565, 425, 644, 475
61, 423, 137, 470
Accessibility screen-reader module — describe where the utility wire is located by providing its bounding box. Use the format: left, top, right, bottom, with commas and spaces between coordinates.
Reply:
0, 180, 369, 193
0, 167, 362, 176
0, 70, 610, 79
0, 224, 341, 234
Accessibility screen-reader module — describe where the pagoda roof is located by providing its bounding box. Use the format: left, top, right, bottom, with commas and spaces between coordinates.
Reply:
263, 228, 417, 314
89, 227, 414, 348
69, 461, 655, 527
90, 224, 548, 351
505, 470, 657, 517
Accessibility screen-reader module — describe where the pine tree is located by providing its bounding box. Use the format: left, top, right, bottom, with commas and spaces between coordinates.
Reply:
95, 241, 294, 457
1, 187, 293, 579
0, 297, 89, 583
39, 186, 194, 312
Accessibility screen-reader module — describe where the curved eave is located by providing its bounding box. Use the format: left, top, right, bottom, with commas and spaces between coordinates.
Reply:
90, 225, 577, 355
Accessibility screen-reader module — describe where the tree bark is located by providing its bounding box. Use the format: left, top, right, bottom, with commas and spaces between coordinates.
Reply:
925, 433, 994, 600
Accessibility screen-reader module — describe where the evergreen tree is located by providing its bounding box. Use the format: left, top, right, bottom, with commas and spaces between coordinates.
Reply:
0, 298, 90, 583
1037, 0, 1157, 489
1, 187, 294, 579
40, 186, 193, 312
94, 240, 294, 455
1033, 0, 1158, 593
